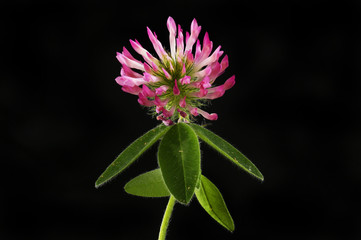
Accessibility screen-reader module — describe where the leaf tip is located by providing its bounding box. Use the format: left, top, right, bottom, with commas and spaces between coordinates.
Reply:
222, 217, 235, 232
123, 181, 132, 194
123, 186, 130, 194
95, 178, 105, 189
224, 221, 235, 232
255, 172, 264, 182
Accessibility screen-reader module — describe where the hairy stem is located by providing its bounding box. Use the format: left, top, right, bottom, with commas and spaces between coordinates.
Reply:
158, 195, 176, 240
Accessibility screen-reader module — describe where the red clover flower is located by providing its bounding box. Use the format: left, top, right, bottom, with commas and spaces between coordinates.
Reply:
115, 16, 235, 125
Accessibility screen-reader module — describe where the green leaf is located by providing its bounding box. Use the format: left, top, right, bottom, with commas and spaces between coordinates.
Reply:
124, 169, 170, 197
195, 175, 234, 232
95, 124, 169, 188
158, 123, 201, 204
189, 124, 264, 181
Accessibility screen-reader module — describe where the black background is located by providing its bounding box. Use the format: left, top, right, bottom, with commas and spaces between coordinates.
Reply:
2, 1, 361, 239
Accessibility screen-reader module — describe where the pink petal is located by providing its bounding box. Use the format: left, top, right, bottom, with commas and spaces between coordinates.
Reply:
121, 85, 142, 95
143, 72, 160, 83
164, 106, 175, 118
138, 92, 154, 107
115, 76, 147, 87
155, 85, 169, 95
188, 106, 199, 116
180, 76, 191, 85
208, 62, 221, 83
147, 27, 167, 61
189, 75, 211, 88
203, 32, 211, 51
150, 61, 159, 72
142, 85, 155, 97
130, 39, 158, 65
179, 96, 187, 108
156, 106, 175, 118
167, 16, 177, 34
195, 45, 222, 70
143, 62, 152, 73
186, 50, 194, 63
197, 108, 218, 120
202, 75, 235, 99
167, 16, 177, 59
176, 24, 184, 56
202, 86, 225, 100
154, 96, 168, 107
122, 47, 139, 62
201, 76, 211, 88
173, 79, 180, 95
200, 86, 208, 97
121, 64, 143, 78
195, 39, 201, 60
193, 65, 212, 80
224, 75, 236, 90
181, 63, 186, 75
221, 55, 229, 70
162, 68, 172, 79
185, 18, 201, 52
195, 32, 213, 64
116, 52, 144, 71
218, 51, 224, 58
169, 61, 174, 72
188, 85, 208, 98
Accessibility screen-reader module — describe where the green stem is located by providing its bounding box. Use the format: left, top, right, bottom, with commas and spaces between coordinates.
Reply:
158, 195, 176, 240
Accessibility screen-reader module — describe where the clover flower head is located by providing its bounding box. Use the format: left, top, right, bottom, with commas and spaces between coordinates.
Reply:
115, 17, 235, 125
